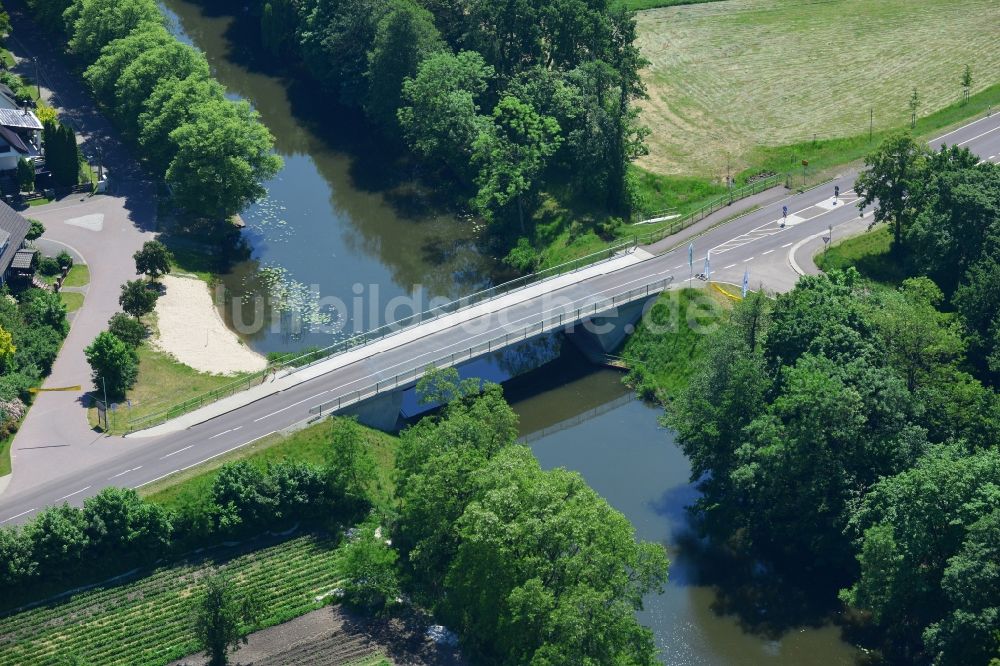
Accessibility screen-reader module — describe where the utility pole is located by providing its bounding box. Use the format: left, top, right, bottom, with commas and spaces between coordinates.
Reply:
33, 58, 40, 99
727, 154, 732, 204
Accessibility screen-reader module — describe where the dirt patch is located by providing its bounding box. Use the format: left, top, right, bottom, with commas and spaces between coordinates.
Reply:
171, 605, 466, 666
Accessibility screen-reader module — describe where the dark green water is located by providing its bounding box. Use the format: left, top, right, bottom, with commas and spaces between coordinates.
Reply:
507, 356, 861, 665
158, 2, 860, 661
160, 0, 497, 354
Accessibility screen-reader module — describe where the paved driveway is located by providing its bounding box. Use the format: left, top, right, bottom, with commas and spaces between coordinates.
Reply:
2, 4, 157, 496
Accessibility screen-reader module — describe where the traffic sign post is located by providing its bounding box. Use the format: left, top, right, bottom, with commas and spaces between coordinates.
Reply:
781, 205, 788, 228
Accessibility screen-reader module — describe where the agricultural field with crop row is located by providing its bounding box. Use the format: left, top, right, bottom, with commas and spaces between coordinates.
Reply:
636, 0, 1000, 177
0, 534, 345, 666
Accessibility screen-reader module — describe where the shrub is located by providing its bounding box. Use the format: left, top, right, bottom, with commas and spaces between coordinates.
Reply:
56, 250, 73, 270
107, 312, 146, 347
37, 256, 60, 276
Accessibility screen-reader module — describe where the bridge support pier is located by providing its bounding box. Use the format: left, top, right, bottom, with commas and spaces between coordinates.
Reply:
340, 390, 404, 432
566, 295, 658, 362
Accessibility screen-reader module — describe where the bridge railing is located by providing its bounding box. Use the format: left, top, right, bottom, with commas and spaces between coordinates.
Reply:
307, 275, 674, 418
124, 240, 639, 433
633, 173, 784, 247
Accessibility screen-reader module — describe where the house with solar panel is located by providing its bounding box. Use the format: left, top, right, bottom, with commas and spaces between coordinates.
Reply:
0, 87, 42, 173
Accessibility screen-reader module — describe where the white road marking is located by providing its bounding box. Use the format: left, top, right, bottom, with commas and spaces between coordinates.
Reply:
957, 124, 1000, 146
746, 257, 754, 262
54, 486, 92, 502
724, 264, 736, 270
161, 445, 193, 459
782, 242, 794, 248
762, 249, 775, 255
930, 114, 1000, 143
178, 432, 277, 472
0, 508, 37, 524
134, 470, 180, 489
109, 466, 142, 480
254, 391, 330, 422
209, 425, 243, 439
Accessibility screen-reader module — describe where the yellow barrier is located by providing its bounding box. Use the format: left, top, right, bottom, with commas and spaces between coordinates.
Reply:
711, 283, 743, 301
29, 385, 82, 393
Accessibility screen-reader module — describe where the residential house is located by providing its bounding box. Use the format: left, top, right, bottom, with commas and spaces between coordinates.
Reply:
0, 199, 31, 284
0, 87, 42, 173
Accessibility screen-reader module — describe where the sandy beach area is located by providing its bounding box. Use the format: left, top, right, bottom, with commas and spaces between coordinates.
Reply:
152, 275, 267, 375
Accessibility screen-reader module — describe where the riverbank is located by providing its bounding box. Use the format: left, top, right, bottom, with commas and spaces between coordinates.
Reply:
152, 275, 267, 375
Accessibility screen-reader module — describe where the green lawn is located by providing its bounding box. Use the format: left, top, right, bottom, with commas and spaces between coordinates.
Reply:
636, 0, 1000, 178
621, 0, 721, 10
0, 433, 11, 477
61, 263, 90, 288
88, 344, 254, 433
814, 226, 909, 286
59, 290, 84, 313
620, 287, 731, 402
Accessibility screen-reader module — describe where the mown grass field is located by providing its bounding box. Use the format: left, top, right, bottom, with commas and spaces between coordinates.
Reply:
636, 0, 1000, 177
0, 534, 347, 666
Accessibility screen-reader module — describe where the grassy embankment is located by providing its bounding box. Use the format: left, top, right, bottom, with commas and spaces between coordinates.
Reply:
813, 226, 910, 287
619, 287, 731, 403
0, 418, 398, 666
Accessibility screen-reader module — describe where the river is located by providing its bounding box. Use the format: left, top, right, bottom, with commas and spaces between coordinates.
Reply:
158, 1, 859, 662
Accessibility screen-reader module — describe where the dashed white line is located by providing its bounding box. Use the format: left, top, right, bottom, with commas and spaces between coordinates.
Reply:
254, 392, 330, 422
178, 432, 277, 472
762, 249, 775, 255
781, 242, 794, 248
723, 263, 736, 270
161, 445, 193, 459
0, 508, 37, 524
54, 486, 92, 502
746, 257, 754, 262
109, 466, 143, 480
209, 425, 243, 439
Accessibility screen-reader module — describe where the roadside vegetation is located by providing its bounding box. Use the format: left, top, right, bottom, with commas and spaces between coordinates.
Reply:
0, 375, 668, 665
639, 135, 1000, 664
0, 287, 70, 476
619, 287, 730, 402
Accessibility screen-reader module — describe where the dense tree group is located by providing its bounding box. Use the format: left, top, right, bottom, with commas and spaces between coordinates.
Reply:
0, 288, 69, 433
668, 267, 1000, 664
226, 0, 649, 242
856, 138, 1000, 383
394, 373, 668, 664
26, 0, 282, 219
0, 430, 378, 601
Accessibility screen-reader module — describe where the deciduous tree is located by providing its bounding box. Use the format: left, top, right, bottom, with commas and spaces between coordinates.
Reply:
84, 331, 138, 399
118, 279, 158, 320
165, 99, 282, 219
133, 240, 172, 281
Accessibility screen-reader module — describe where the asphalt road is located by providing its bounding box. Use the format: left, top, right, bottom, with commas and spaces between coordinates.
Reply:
2, 112, 998, 525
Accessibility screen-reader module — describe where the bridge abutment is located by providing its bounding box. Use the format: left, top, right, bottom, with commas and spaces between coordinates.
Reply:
566, 295, 658, 362
339, 390, 404, 432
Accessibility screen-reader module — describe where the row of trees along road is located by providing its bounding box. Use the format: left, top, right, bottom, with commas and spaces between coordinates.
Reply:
246, 0, 649, 253
25, 0, 282, 220
667, 138, 1000, 665
84, 240, 172, 400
